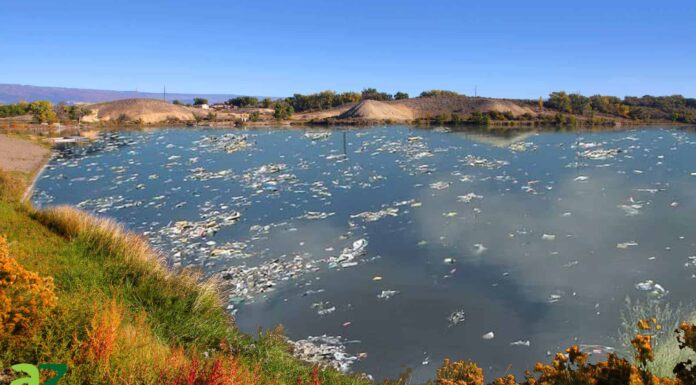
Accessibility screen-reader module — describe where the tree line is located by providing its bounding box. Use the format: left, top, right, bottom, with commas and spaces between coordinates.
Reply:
217, 88, 466, 117
545, 91, 696, 123
0, 101, 91, 124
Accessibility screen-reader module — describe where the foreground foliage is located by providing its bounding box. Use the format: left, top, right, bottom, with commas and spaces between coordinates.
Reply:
0, 170, 367, 385
435, 322, 696, 385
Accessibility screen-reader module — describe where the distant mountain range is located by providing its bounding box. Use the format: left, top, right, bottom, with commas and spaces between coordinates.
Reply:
0, 84, 252, 104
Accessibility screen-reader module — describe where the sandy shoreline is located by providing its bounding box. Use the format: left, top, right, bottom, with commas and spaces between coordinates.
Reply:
0, 134, 53, 200
0, 134, 51, 173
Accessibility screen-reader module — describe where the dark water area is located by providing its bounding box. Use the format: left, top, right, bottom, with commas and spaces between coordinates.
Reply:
33, 126, 696, 381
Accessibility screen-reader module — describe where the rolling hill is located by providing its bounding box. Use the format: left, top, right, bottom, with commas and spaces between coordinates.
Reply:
0, 83, 248, 104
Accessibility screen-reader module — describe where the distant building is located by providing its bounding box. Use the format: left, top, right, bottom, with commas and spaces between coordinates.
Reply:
200, 104, 210, 110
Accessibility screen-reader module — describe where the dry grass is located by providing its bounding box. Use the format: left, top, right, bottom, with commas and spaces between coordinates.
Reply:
0, 169, 25, 202
33, 205, 167, 273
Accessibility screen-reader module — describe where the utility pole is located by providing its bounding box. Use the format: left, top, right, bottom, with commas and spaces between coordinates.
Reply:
163, 86, 166, 102
474, 85, 477, 97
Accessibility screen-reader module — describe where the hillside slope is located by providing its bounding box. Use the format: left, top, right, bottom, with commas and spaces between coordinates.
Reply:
82, 98, 198, 124
396, 95, 535, 117
338, 100, 415, 120
309, 95, 536, 123
0, 83, 245, 104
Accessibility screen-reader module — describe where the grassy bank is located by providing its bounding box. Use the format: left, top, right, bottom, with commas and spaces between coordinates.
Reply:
0, 169, 368, 385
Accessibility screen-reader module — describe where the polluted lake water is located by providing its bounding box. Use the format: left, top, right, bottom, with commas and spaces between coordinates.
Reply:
33, 126, 696, 381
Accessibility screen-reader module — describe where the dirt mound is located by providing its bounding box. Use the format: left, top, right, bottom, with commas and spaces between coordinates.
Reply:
339, 100, 415, 121
83, 98, 197, 124
397, 95, 534, 117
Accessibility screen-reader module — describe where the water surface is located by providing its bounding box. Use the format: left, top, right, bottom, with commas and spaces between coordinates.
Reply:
34, 126, 696, 381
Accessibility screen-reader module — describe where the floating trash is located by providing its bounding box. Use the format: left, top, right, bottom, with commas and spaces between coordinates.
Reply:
510, 340, 531, 347
290, 335, 359, 373
448, 309, 466, 327
377, 290, 400, 301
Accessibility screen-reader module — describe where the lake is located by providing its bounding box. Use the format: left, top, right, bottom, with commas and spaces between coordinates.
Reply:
33, 126, 696, 381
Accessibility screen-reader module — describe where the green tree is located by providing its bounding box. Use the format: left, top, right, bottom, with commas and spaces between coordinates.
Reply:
0, 101, 30, 118
193, 98, 208, 106
261, 97, 273, 108
394, 92, 409, 100
361, 88, 393, 101
569, 93, 591, 115
273, 101, 294, 120
547, 91, 572, 113
172, 100, 182, 105
419, 90, 459, 98
28, 100, 58, 123
227, 96, 258, 107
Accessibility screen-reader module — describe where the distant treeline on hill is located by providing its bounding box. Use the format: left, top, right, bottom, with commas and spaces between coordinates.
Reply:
218, 89, 459, 113
0, 100, 91, 123
211, 89, 696, 123
540, 91, 696, 123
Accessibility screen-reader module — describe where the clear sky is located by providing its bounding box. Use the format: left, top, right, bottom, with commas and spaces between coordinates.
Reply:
1, 1, 694, 98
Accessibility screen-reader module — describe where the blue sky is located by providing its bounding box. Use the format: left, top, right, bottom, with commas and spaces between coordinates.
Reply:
1, 1, 694, 98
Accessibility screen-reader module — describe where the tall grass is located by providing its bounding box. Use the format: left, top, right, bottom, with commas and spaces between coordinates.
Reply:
618, 297, 696, 377
0, 169, 25, 202
31, 205, 235, 348
20, 204, 369, 385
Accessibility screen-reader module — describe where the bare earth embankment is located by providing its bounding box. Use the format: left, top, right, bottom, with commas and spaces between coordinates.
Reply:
303, 95, 536, 123
396, 95, 534, 117
82, 98, 198, 124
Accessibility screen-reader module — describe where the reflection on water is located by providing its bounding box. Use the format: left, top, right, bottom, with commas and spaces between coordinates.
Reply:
33, 126, 696, 381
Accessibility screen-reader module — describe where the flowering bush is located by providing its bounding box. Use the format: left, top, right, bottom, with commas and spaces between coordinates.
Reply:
0, 235, 56, 340
436, 359, 484, 385
436, 320, 696, 385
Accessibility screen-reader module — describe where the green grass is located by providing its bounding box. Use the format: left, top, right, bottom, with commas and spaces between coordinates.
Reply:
0, 171, 370, 385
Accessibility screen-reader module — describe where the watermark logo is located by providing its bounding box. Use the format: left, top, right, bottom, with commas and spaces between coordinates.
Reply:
9, 364, 66, 385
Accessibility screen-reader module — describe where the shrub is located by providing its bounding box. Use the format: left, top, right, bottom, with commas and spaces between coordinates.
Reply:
394, 92, 409, 100
274, 102, 294, 120
158, 351, 262, 385
0, 235, 57, 340
420, 90, 460, 98
436, 359, 483, 385
434, 321, 696, 385
468, 112, 490, 126
80, 299, 122, 364
227, 96, 259, 108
